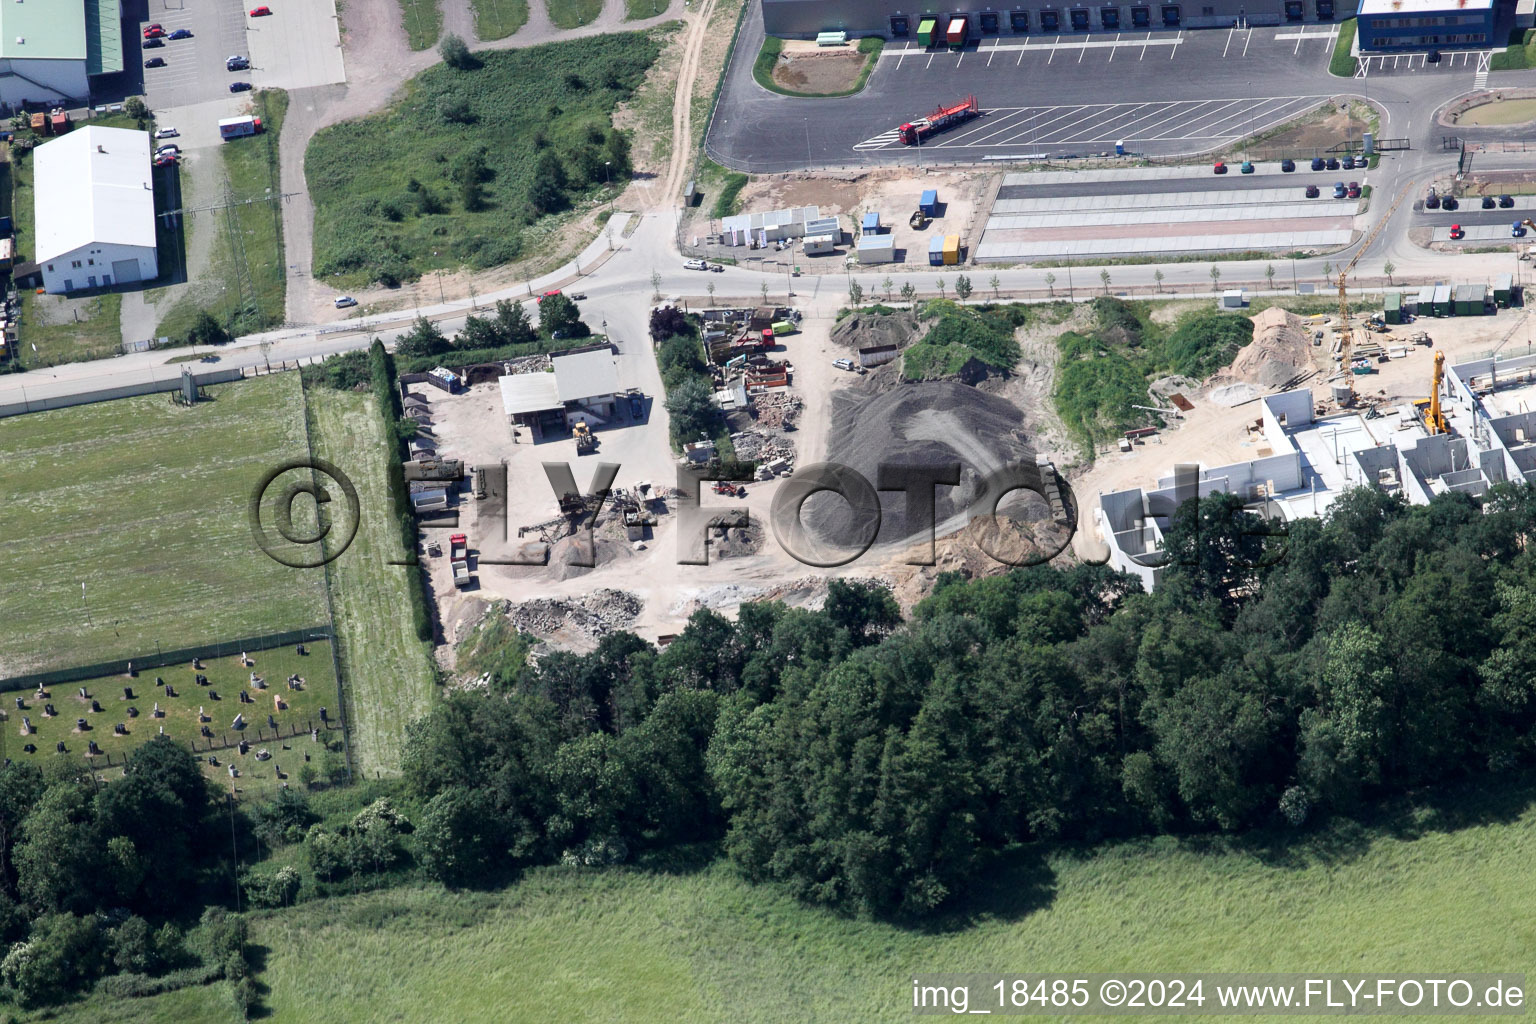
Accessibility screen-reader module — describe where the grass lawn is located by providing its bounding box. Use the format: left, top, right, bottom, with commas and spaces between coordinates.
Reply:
546, 0, 603, 28
18, 981, 240, 1024
624, 0, 666, 19
0, 372, 327, 678
471, 0, 528, 38
305, 385, 436, 777
1490, 27, 1536, 71
1329, 18, 1356, 76
306, 33, 659, 288
6, 644, 339, 780
245, 780, 1536, 1022
154, 89, 289, 342
399, 0, 442, 49
15, 291, 124, 366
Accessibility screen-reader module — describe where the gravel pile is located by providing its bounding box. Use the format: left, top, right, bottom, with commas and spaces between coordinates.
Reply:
805, 381, 1046, 548
732, 429, 796, 466
830, 311, 920, 353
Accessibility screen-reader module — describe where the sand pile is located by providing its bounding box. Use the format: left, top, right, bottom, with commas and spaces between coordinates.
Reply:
1229, 308, 1315, 388
830, 311, 921, 353
800, 382, 1047, 553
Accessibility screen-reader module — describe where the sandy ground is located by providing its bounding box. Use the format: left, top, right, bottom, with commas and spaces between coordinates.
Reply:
771, 43, 866, 94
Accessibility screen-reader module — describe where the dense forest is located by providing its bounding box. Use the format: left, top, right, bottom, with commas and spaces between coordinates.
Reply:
7, 483, 1536, 1011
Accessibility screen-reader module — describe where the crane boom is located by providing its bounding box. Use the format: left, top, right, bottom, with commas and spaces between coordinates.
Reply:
1333, 179, 1407, 405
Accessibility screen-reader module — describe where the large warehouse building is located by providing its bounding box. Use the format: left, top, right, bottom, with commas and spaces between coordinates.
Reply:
762, 0, 1362, 36
35, 126, 160, 295
1354, 0, 1494, 50
0, 0, 123, 107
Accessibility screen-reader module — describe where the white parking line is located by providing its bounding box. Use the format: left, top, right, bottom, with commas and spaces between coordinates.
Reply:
1242, 27, 1253, 56
1018, 36, 1026, 63
1222, 24, 1235, 58
1109, 31, 1120, 61
1048, 35, 1059, 63
1079, 33, 1089, 61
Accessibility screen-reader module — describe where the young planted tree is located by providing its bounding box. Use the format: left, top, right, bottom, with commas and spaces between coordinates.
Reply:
1210, 265, 1222, 292
1383, 260, 1396, 285
936, 278, 946, 299
1045, 272, 1056, 297
882, 276, 894, 302
1154, 269, 1165, 293
954, 274, 972, 301
989, 274, 1001, 300
1265, 264, 1277, 291
1100, 268, 1112, 294
900, 281, 916, 308
849, 280, 864, 306
650, 271, 662, 302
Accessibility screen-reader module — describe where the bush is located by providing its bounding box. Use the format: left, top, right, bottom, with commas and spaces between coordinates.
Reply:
368, 339, 434, 642
1162, 309, 1254, 379
439, 33, 474, 70
711, 172, 748, 220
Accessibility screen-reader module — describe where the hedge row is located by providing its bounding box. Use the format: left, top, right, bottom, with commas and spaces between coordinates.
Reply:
369, 340, 434, 643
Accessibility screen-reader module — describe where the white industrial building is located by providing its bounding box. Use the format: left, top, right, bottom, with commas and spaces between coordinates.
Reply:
35, 126, 159, 294
1097, 351, 1536, 590
0, 0, 123, 107
499, 346, 625, 438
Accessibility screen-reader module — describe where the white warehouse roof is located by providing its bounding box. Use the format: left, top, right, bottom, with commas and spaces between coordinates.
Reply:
34, 126, 157, 266
552, 348, 620, 401
499, 372, 561, 415
720, 205, 819, 235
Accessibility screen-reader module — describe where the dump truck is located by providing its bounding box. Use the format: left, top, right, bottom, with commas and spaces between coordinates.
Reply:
573, 421, 596, 453
897, 96, 980, 145
449, 534, 473, 588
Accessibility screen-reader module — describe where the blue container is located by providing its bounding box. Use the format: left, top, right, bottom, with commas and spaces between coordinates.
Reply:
920, 189, 938, 216
928, 235, 944, 266
861, 211, 880, 233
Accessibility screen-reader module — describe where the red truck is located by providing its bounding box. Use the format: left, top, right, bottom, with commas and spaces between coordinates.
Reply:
449, 534, 473, 588
897, 96, 980, 145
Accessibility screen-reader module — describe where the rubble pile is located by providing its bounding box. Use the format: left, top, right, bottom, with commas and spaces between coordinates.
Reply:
752, 391, 801, 430
503, 354, 552, 375
508, 589, 642, 641
732, 430, 796, 467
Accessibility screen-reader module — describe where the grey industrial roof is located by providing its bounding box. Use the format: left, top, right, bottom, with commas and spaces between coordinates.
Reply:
552, 349, 620, 401
499, 372, 561, 415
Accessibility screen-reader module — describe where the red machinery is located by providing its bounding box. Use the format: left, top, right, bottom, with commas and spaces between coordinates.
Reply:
897, 96, 980, 145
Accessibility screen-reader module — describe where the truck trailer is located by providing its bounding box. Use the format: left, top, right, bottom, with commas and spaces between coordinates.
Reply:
897, 96, 980, 145
218, 115, 263, 140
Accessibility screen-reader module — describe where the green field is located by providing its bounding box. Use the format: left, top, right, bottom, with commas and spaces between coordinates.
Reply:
623, 0, 665, 19
471, 0, 529, 38
234, 784, 1536, 1022
306, 33, 659, 287
546, 0, 603, 28
0, 372, 327, 677
305, 385, 435, 776
15, 292, 124, 367
154, 89, 289, 342
399, 0, 443, 49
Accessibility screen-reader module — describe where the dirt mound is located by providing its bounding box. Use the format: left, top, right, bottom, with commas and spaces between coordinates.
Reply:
547, 535, 634, 580
803, 381, 1046, 552
1229, 308, 1315, 389
830, 311, 920, 353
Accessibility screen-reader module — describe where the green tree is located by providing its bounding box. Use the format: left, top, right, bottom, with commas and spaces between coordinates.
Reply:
882, 276, 894, 301
395, 316, 451, 359
1045, 272, 1056, 297
936, 278, 946, 299
1383, 259, 1396, 284
954, 274, 973, 300
1265, 263, 1277, 290
538, 293, 586, 338
417, 787, 501, 885
495, 298, 536, 344
458, 313, 503, 350
989, 274, 1001, 299
1209, 265, 1221, 291
848, 279, 864, 306
186, 310, 230, 347
665, 376, 719, 446
1099, 268, 1111, 294
439, 33, 474, 69
900, 281, 916, 307
1154, 268, 1164, 293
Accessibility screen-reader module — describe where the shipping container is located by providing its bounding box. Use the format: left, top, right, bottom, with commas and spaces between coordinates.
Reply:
1384, 292, 1401, 324
946, 15, 968, 47
1432, 284, 1452, 316
917, 17, 937, 44
802, 234, 836, 255
857, 235, 895, 264
1455, 283, 1487, 316
1416, 285, 1436, 316
920, 189, 939, 216
861, 211, 881, 234
928, 235, 944, 266
942, 234, 961, 265
1494, 273, 1514, 307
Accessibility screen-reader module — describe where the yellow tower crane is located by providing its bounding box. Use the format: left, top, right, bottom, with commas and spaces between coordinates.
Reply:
1422, 350, 1449, 435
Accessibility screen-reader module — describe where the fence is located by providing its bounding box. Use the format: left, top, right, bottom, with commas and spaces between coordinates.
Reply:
0, 627, 333, 694
0, 365, 244, 418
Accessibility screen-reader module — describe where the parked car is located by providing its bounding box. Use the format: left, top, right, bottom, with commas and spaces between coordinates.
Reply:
1514, 221, 1527, 238
683, 258, 708, 270
1326, 157, 1340, 170
1311, 157, 1326, 171
1305, 184, 1320, 198
155, 145, 180, 157
229, 81, 253, 92
226, 55, 250, 71
153, 155, 177, 167
333, 296, 357, 309
142, 23, 163, 37
1427, 49, 1441, 62
1450, 224, 1464, 240
709, 263, 724, 272
629, 392, 643, 418
153, 126, 179, 139
1281, 159, 1295, 172
144, 57, 167, 68
1240, 161, 1255, 174
1342, 155, 1356, 170
1442, 196, 1458, 210
143, 37, 164, 48
249, 5, 272, 14
833, 357, 855, 371
169, 28, 193, 38
1347, 182, 1361, 199
1483, 195, 1497, 209
1213, 160, 1227, 174
1500, 194, 1516, 208
1425, 191, 1440, 209
1333, 182, 1347, 199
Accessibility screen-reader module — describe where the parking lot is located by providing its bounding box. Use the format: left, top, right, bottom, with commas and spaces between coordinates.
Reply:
855, 95, 1329, 155
975, 161, 1361, 260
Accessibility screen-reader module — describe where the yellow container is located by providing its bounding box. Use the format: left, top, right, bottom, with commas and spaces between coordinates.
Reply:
942, 235, 960, 266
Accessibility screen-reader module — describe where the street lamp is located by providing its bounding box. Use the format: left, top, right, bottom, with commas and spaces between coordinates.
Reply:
604, 161, 612, 210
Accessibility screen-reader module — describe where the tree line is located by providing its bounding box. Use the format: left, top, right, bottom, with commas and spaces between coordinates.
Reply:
402, 484, 1536, 917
